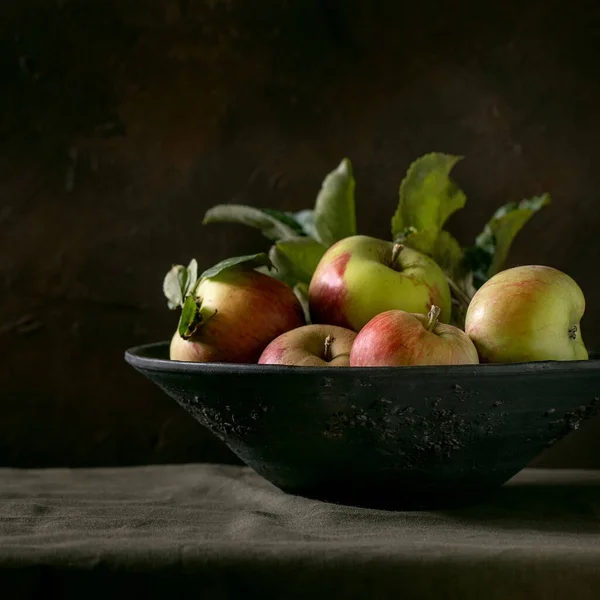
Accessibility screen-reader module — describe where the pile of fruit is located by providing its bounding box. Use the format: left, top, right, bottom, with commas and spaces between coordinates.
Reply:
163, 153, 588, 367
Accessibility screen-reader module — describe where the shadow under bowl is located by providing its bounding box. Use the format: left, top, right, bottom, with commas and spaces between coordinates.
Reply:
125, 342, 600, 510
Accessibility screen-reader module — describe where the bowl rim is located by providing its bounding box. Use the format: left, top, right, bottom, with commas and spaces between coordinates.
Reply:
125, 341, 600, 377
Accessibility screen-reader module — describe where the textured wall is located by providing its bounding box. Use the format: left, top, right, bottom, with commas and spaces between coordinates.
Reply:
1, 0, 600, 467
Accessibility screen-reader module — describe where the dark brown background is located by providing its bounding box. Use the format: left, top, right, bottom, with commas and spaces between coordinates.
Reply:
1, 0, 599, 468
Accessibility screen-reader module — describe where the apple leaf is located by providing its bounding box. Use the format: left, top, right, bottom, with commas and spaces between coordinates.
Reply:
269, 237, 327, 285
178, 295, 199, 337
313, 158, 357, 247
294, 209, 318, 238
398, 228, 464, 279
461, 246, 492, 289
163, 265, 187, 309
200, 253, 274, 281
163, 258, 199, 309
391, 153, 466, 253
261, 208, 306, 236
267, 245, 296, 287
177, 295, 218, 339
187, 258, 198, 289
293, 282, 311, 323
203, 204, 300, 241
433, 232, 464, 279
466, 193, 551, 284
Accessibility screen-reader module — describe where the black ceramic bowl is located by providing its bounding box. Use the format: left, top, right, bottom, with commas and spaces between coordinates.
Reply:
125, 342, 600, 510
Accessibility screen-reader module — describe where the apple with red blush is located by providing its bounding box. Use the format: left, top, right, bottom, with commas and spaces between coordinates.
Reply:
166, 257, 305, 364
350, 305, 479, 367
465, 265, 588, 363
308, 235, 452, 332
259, 324, 356, 367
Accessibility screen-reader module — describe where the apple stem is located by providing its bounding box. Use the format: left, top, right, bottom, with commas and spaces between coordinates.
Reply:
426, 305, 442, 332
391, 243, 404, 265
323, 335, 334, 361
569, 325, 578, 340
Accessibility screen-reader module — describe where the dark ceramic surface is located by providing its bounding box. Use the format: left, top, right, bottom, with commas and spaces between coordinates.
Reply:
125, 342, 600, 509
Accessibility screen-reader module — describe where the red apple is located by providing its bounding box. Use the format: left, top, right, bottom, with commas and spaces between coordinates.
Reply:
170, 269, 305, 363
308, 235, 452, 332
350, 306, 479, 367
259, 324, 357, 367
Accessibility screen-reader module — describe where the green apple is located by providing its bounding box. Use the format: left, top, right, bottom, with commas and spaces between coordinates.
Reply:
259, 324, 357, 367
350, 306, 479, 366
465, 265, 588, 363
308, 235, 452, 331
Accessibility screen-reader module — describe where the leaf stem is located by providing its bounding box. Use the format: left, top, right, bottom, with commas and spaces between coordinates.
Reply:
446, 276, 473, 308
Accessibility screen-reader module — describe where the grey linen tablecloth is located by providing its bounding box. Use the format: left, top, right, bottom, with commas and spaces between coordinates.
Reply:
1, 464, 599, 599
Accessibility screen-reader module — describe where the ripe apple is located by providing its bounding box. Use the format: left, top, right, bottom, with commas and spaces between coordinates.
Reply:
350, 306, 479, 367
308, 235, 452, 332
170, 269, 305, 363
465, 265, 588, 363
259, 324, 357, 367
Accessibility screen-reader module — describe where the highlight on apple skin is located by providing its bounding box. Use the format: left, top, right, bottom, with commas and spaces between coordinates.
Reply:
308, 235, 452, 332
465, 265, 588, 364
170, 269, 305, 364
350, 306, 479, 367
259, 324, 357, 367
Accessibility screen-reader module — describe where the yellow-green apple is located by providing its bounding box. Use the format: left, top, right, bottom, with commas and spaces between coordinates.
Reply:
259, 324, 356, 367
308, 235, 451, 332
170, 269, 305, 363
465, 265, 588, 363
350, 306, 479, 366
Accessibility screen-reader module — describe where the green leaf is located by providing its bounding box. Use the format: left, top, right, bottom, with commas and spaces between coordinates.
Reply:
270, 237, 327, 285
178, 295, 199, 337
163, 265, 187, 309
391, 153, 466, 251
163, 259, 198, 309
293, 282, 311, 324
462, 246, 492, 289
186, 258, 198, 292
260, 209, 306, 236
294, 209, 318, 238
469, 193, 551, 280
313, 158, 357, 246
203, 204, 299, 241
177, 295, 218, 339
267, 245, 295, 286
430, 231, 464, 281
401, 229, 464, 279
200, 253, 274, 280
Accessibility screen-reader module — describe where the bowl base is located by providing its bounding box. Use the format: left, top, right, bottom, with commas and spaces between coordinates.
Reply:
279, 482, 498, 511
